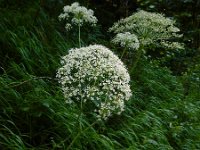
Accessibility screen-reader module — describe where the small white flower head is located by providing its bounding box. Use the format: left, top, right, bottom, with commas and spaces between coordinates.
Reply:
58, 2, 98, 30
56, 45, 132, 120
109, 10, 184, 50
112, 32, 140, 50
65, 23, 72, 31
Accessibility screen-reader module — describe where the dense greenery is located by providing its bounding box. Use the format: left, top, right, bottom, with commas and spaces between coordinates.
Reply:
0, 0, 200, 149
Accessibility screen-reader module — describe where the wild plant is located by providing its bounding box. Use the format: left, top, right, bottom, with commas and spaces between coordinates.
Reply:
56, 44, 132, 120
109, 10, 184, 70
59, 2, 98, 47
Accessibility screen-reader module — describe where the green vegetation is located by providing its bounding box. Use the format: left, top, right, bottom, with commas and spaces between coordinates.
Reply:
0, 1, 200, 149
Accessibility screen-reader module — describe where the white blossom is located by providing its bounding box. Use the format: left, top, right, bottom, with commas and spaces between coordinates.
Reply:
56, 45, 132, 120
109, 10, 184, 50
112, 32, 140, 50
58, 2, 97, 30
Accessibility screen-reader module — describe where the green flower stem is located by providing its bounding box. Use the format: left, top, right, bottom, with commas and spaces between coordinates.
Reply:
67, 120, 98, 150
121, 47, 127, 59
131, 48, 143, 73
80, 96, 83, 131
79, 74, 83, 131
78, 24, 81, 48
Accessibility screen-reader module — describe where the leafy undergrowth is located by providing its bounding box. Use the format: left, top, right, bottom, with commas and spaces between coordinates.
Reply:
0, 2, 200, 150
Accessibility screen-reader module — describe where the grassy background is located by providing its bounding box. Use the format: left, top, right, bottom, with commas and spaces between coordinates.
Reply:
0, 1, 200, 149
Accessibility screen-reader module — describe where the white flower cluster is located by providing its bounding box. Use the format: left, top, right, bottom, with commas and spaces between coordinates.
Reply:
111, 32, 140, 50
161, 41, 184, 50
109, 10, 183, 50
58, 2, 97, 30
56, 45, 132, 120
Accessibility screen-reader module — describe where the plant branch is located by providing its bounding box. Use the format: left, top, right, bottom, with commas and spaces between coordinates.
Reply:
8, 76, 57, 88
67, 120, 98, 150
78, 24, 81, 47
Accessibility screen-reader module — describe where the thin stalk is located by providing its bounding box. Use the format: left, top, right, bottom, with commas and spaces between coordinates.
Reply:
79, 69, 83, 131
8, 76, 57, 88
121, 47, 127, 59
67, 120, 98, 150
131, 49, 143, 73
78, 24, 81, 48
80, 95, 83, 131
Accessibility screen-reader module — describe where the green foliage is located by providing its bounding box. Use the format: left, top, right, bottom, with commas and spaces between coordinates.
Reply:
0, 1, 199, 150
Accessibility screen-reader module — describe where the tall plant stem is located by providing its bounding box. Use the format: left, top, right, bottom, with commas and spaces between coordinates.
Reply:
131, 49, 143, 74
80, 95, 83, 131
67, 120, 98, 150
121, 47, 127, 59
78, 24, 81, 48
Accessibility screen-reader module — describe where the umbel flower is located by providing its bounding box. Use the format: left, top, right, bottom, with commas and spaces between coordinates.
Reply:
58, 2, 97, 30
111, 32, 140, 50
56, 45, 132, 120
109, 10, 184, 50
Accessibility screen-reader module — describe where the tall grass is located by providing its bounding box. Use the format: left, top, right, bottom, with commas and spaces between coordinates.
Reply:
0, 2, 200, 150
